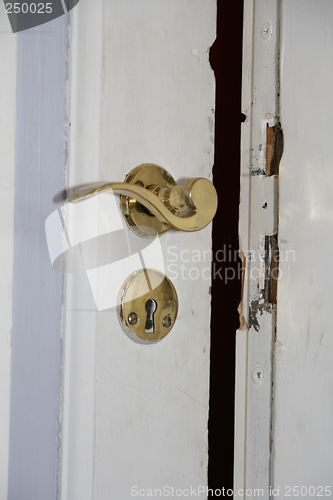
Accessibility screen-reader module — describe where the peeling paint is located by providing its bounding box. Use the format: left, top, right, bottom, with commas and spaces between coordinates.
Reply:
251, 167, 266, 176
248, 299, 274, 332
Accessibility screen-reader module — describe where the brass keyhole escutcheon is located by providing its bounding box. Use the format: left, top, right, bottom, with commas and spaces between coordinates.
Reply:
117, 269, 178, 343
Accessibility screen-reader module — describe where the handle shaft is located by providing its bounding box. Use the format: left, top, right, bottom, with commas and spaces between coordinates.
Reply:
69, 178, 217, 232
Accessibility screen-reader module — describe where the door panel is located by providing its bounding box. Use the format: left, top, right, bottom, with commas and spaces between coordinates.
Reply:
60, 2, 216, 498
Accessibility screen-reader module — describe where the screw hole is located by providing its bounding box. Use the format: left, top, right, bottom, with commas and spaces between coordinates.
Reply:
162, 315, 172, 328
128, 312, 138, 325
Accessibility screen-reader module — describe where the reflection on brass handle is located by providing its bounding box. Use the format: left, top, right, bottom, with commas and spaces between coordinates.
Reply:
69, 164, 218, 238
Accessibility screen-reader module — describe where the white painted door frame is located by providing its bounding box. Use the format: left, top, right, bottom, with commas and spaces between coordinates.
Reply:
236, 1, 333, 496
0, 6, 17, 498
1, 6, 68, 500
235, 0, 280, 495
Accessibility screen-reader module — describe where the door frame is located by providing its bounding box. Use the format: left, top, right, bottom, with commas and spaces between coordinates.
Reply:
235, 0, 281, 495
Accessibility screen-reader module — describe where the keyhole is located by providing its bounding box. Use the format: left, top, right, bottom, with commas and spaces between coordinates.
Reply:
145, 298, 157, 333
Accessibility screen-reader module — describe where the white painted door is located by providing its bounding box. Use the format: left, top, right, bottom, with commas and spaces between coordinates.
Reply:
236, 0, 333, 496
1, 2, 218, 498
58, 2, 216, 499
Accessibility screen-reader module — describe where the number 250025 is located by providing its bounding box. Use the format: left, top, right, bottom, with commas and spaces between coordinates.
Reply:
5, 3, 52, 14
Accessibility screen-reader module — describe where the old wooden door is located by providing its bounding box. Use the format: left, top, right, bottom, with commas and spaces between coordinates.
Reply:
60, 0, 216, 500
58, 2, 217, 499
2, 1, 217, 499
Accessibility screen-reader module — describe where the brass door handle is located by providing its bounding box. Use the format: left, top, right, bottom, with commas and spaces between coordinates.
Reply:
69, 164, 218, 238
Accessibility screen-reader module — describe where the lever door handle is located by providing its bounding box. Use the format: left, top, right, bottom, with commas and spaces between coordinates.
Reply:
69, 164, 218, 238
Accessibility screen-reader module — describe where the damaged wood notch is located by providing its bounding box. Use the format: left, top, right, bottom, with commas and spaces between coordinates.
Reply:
238, 250, 248, 330
265, 234, 279, 304
262, 121, 283, 306
266, 123, 284, 176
